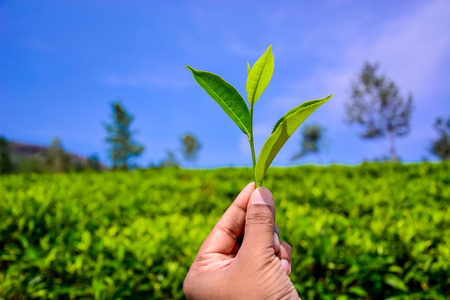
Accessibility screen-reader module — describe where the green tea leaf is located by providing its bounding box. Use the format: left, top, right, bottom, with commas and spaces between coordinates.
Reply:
247, 61, 251, 75
272, 96, 332, 133
255, 95, 332, 186
348, 286, 368, 297
186, 66, 251, 135
384, 274, 409, 292
246, 45, 274, 105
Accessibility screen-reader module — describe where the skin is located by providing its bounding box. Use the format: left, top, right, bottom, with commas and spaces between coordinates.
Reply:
184, 183, 300, 300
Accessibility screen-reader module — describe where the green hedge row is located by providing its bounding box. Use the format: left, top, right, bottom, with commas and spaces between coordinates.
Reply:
0, 162, 449, 299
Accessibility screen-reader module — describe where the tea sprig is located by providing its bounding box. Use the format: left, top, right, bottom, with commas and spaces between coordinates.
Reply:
187, 45, 332, 187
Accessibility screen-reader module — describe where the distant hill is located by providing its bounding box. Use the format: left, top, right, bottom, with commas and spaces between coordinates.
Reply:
10, 142, 90, 165
9, 142, 47, 157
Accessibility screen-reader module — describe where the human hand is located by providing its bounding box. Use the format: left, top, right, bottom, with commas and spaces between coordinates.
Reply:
184, 183, 299, 300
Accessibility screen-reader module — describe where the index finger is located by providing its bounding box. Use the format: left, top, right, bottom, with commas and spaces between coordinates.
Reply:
200, 182, 255, 254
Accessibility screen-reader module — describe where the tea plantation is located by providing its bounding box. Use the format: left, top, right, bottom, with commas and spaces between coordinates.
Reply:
1, 162, 449, 299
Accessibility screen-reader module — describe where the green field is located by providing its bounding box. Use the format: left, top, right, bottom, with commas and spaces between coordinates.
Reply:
1, 163, 449, 299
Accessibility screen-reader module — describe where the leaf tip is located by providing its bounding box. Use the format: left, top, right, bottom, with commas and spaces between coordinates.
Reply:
322, 94, 333, 102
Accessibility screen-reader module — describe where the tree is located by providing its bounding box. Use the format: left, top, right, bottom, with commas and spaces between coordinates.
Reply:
159, 150, 179, 168
0, 137, 14, 174
181, 133, 201, 163
87, 154, 102, 172
17, 156, 46, 174
105, 102, 144, 170
291, 123, 326, 162
431, 117, 450, 161
45, 137, 71, 172
345, 62, 413, 161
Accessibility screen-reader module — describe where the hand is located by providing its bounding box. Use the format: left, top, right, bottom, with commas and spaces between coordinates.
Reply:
184, 183, 299, 300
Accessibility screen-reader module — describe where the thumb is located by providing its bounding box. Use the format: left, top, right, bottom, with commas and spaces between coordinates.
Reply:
242, 187, 275, 252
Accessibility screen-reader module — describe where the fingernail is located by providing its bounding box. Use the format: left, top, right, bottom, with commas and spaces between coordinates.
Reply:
274, 232, 280, 247
251, 188, 274, 206
281, 259, 291, 275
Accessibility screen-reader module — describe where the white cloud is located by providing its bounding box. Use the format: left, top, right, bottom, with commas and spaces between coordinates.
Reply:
270, 1, 450, 115
253, 1, 450, 163
345, 0, 450, 99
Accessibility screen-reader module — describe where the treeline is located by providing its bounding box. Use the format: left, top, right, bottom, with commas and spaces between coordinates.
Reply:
0, 137, 102, 174
0, 102, 201, 175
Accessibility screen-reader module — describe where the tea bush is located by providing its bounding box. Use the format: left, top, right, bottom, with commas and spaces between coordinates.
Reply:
0, 163, 449, 299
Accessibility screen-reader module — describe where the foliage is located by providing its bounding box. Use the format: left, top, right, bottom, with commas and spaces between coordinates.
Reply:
3, 138, 101, 174
1, 163, 449, 299
431, 117, 450, 161
87, 154, 102, 172
44, 138, 71, 173
180, 133, 201, 163
0, 137, 15, 174
16, 155, 47, 174
1, 137, 83, 174
292, 123, 326, 162
255, 96, 331, 187
159, 150, 179, 168
345, 62, 413, 161
105, 102, 144, 170
187, 45, 332, 187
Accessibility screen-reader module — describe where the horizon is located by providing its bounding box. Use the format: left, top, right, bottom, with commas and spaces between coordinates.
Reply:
3, 139, 438, 169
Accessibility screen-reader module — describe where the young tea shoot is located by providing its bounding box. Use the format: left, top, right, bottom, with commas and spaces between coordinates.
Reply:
187, 45, 332, 187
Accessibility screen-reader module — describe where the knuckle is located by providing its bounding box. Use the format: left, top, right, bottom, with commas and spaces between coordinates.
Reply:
217, 217, 240, 240
281, 241, 292, 252
246, 211, 274, 226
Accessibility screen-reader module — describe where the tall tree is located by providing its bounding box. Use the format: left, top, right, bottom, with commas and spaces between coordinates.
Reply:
0, 137, 14, 174
345, 62, 413, 161
431, 117, 450, 161
291, 123, 326, 162
181, 133, 201, 163
105, 102, 144, 170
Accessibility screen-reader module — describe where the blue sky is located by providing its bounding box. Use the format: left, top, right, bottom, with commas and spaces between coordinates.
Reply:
1, 0, 449, 167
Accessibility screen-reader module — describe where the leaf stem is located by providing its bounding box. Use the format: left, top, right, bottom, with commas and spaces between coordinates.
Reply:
249, 104, 257, 185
